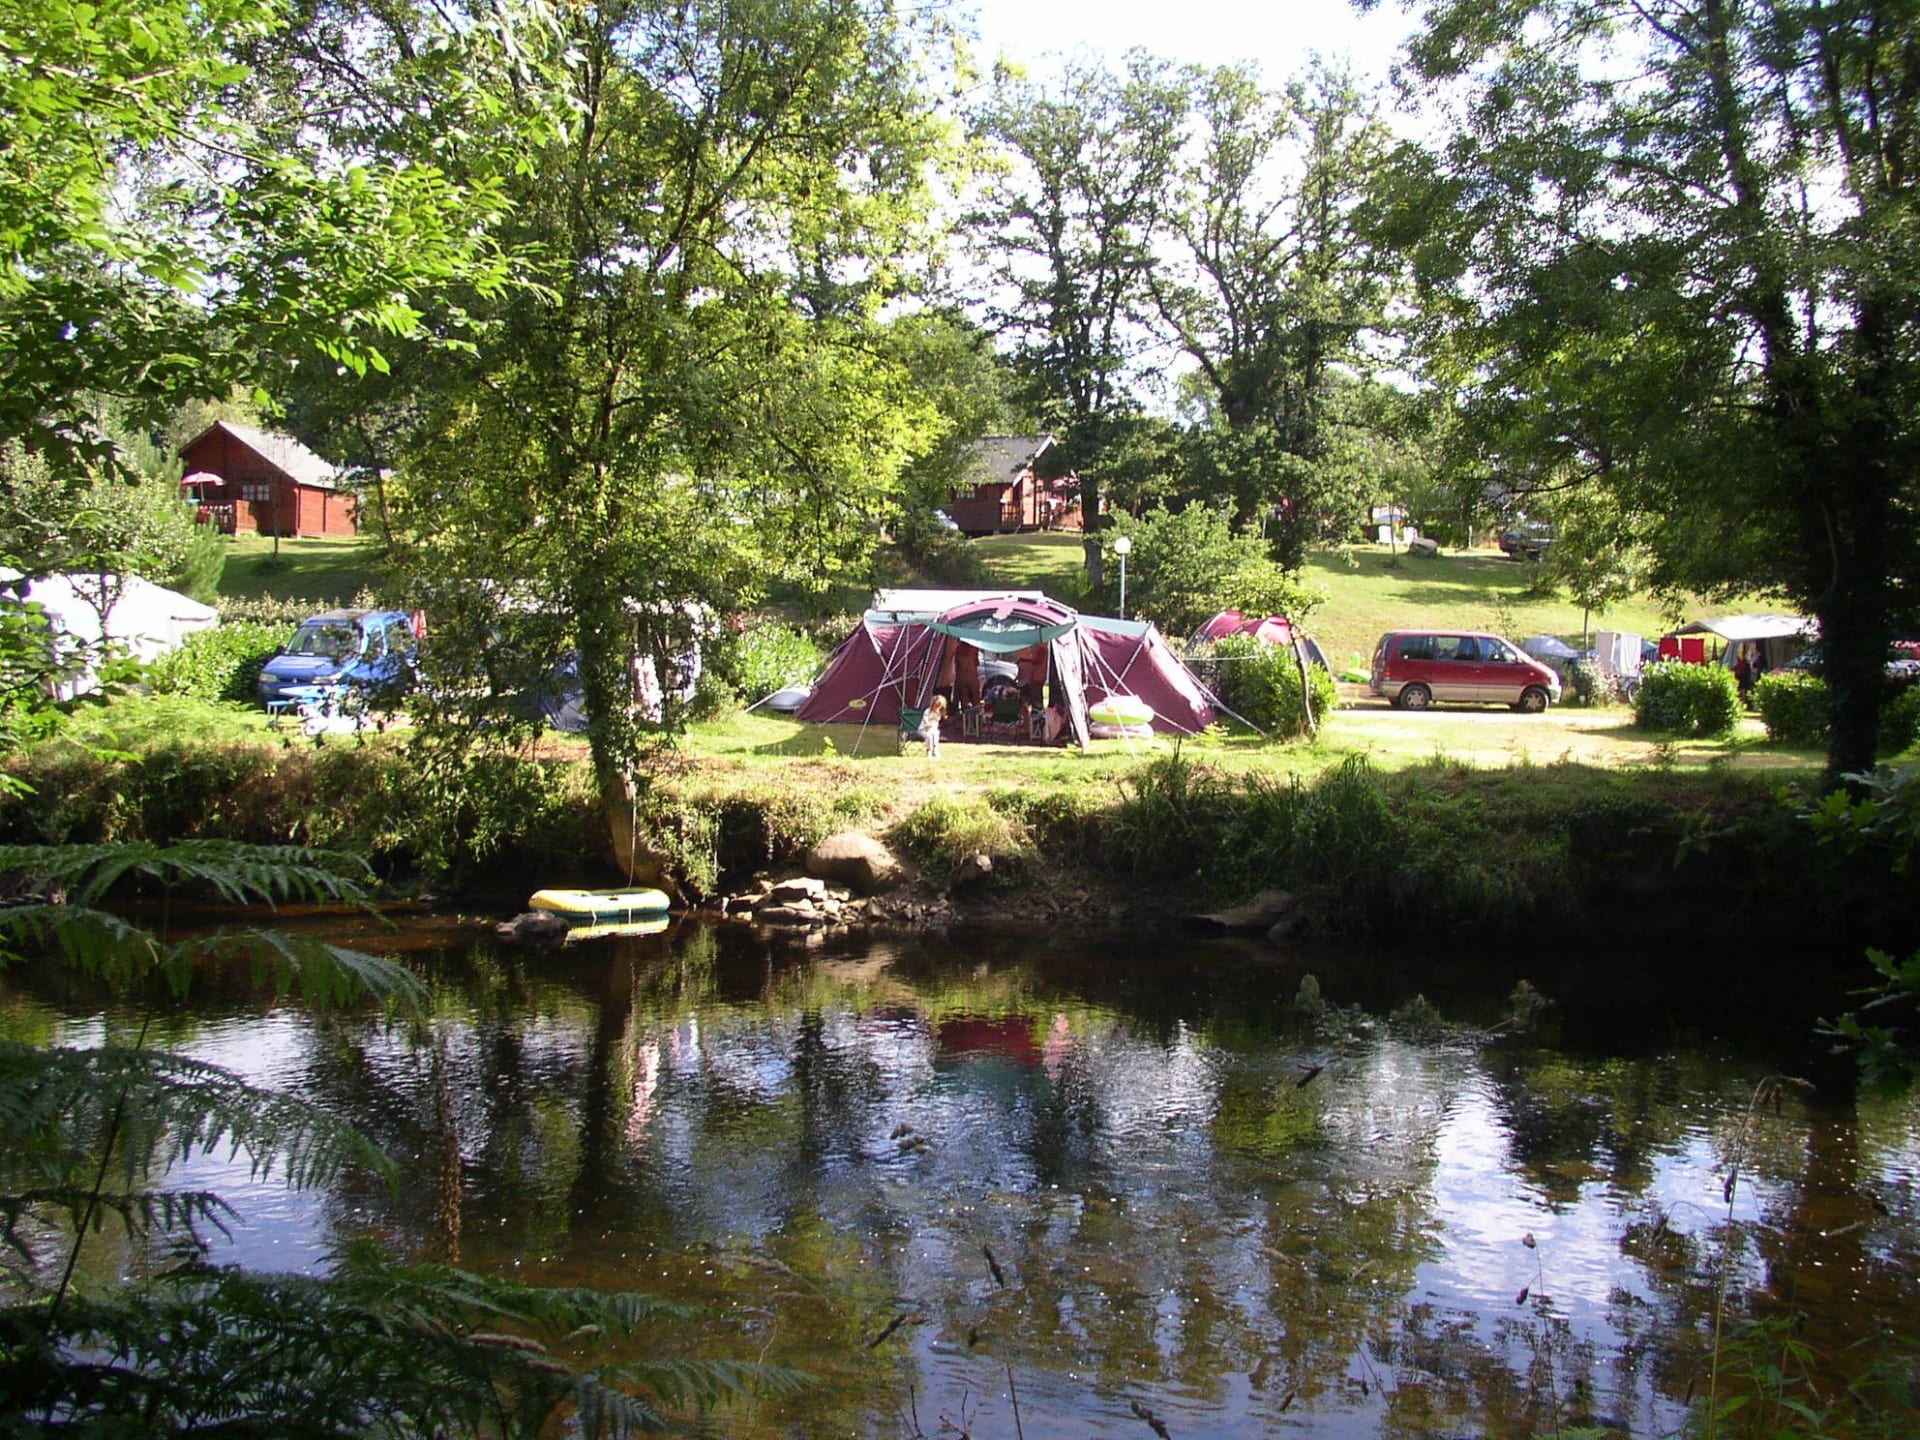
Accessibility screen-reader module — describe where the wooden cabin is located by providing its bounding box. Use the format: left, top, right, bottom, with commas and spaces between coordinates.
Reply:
946, 435, 1082, 536
178, 421, 356, 537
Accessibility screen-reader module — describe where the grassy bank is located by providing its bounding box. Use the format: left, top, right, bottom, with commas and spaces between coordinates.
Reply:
6, 711, 1903, 954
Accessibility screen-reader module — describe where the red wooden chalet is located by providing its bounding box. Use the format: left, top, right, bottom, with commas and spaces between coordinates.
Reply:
178, 421, 357, 537
945, 435, 1082, 536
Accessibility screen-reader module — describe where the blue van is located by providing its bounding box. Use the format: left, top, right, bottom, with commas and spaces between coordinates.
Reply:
257, 609, 417, 707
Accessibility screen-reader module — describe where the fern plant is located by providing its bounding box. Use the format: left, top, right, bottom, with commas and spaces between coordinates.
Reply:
0, 840, 798, 1436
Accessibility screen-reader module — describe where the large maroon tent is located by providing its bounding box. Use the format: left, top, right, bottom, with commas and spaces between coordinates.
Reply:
795, 592, 1216, 749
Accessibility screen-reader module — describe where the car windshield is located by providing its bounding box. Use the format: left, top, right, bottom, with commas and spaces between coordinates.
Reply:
286, 623, 358, 660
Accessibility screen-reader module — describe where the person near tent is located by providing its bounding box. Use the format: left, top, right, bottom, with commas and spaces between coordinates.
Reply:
954, 640, 981, 712
919, 694, 948, 758
1733, 645, 1754, 703
1016, 643, 1049, 708
935, 635, 958, 706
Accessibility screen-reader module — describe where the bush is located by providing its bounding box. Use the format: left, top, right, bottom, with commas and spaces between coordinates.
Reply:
708, 620, 823, 707
168, 520, 228, 602
1755, 671, 1828, 745
1634, 661, 1742, 736
1750, 673, 1920, 754
890, 793, 1034, 881
1203, 635, 1340, 740
146, 621, 295, 703
1882, 685, 1920, 756
217, 595, 323, 626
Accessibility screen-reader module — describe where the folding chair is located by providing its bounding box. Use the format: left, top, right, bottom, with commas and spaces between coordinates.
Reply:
898, 706, 926, 755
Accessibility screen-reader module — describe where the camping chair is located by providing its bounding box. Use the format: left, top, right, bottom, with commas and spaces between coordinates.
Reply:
898, 706, 926, 755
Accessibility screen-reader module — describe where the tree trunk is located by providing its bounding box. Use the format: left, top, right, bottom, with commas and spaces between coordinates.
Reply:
1081, 471, 1104, 589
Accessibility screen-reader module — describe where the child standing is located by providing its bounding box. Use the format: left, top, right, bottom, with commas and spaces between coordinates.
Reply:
920, 694, 949, 758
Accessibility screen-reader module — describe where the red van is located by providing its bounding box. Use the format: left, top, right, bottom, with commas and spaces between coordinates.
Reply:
1369, 630, 1564, 713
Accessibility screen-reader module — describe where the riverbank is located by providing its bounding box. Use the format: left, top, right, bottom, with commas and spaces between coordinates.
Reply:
4, 713, 1911, 959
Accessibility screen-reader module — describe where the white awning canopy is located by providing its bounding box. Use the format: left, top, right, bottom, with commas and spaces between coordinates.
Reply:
1671, 614, 1815, 643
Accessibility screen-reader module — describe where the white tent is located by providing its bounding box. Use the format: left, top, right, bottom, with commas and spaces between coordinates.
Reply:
1671, 613, 1815, 671
1, 571, 218, 695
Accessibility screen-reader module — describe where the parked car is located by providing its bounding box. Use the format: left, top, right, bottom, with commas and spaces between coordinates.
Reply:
1370, 629, 1564, 713
257, 608, 418, 707
1498, 521, 1555, 561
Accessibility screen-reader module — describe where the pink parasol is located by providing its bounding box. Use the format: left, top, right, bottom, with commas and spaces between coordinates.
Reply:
180, 472, 224, 489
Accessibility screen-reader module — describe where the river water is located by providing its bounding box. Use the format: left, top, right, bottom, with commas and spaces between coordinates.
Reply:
8, 917, 1918, 1437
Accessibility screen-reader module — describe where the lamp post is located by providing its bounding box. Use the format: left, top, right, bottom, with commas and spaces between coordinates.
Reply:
1112, 534, 1132, 620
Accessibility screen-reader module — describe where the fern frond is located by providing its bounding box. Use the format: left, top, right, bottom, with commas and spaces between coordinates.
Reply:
614, 1356, 813, 1408
0, 904, 164, 987
0, 1188, 233, 1263
182, 929, 429, 1012
0, 840, 374, 910
0, 1042, 392, 1213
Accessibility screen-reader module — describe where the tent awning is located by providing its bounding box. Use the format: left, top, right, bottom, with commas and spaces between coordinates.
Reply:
1671, 614, 1815, 643
927, 595, 1079, 654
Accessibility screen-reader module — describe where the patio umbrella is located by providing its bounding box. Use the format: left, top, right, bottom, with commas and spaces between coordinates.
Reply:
180, 472, 224, 490
1520, 634, 1579, 661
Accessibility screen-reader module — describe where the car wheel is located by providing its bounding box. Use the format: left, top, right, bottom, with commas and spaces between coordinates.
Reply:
1514, 685, 1548, 714
1398, 683, 1432, 712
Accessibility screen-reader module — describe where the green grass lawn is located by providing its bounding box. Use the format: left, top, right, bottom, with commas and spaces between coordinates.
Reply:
970, 531, 1785, 667
971, 532, 1090, 601
1297, 543, 1719, 671
219, 534, 390, 605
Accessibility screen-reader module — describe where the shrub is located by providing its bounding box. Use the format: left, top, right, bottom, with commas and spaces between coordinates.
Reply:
1204, 635, 1340, 740
1755, 671, 1828, 745
708, 620, 823, 707
890, 793, 1034, 880
1634, 661, 1741, 736
169, 520, 228, 602
1882, 685, 1920, 757
217, 595, 322, 626
146, 621, 295, 703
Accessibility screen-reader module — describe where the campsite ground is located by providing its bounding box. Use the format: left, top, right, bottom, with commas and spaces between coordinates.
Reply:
183, 528, 1829, 791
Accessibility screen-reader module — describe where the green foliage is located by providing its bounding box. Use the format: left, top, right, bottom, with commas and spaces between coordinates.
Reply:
890, 794, 1035, 880
0, 441, 208, 585
710, 622, 824, 708
1684, 1314, 1919, 1440
0, 602, 71, 791
1103, 504, 1324, 635
0, 840, 788, 1435
1157, 65, 1400, 566
1755, 672, 1829, 746
969, 54, 1187, 569
1396, 0, 1920, 780
1805, 764, 1920, 1088
1635, 662, 1742, 737
1105, 752, 1398, 907
216, 594, 333, 626
1881, 685, 1920, 756
4, 1249, 796, 1438
170, 519, 227, 602
144, 620, 293, 703
1202, 635, 1340, 739
1563, 658, 1609, 708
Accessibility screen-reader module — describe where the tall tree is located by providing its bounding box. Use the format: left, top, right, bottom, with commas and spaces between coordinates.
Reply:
1393, 0, 1920, 779
382, 0, 945, 879
1151, 61, 1400, 567
968, 53, 1188, 583
0, 0, 523, 479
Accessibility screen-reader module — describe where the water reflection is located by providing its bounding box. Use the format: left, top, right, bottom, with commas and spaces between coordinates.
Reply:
5, 923, 1916, 1438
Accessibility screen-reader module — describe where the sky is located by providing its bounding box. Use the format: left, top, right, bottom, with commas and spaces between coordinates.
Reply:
958, 0, 1425, 89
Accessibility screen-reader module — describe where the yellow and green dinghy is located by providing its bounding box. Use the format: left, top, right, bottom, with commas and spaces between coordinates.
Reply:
529, 887, 672, 925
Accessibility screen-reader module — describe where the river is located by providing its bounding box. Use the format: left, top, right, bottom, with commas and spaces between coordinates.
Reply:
6, 916, 1917, 1437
